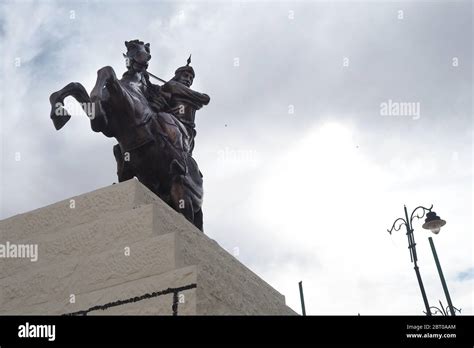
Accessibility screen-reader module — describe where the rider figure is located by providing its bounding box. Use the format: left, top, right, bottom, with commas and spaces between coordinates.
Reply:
114, 44, 209, 178
152, 56, 210, 155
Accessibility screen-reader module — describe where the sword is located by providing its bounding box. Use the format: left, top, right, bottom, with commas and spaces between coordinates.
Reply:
146, 54, 191, 84
147, 71, 168, 84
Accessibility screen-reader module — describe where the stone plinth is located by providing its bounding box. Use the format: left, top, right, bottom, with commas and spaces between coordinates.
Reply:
0, 179, 297, 315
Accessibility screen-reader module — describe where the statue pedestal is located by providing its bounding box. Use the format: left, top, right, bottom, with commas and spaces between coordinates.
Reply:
0, 179, 296, 315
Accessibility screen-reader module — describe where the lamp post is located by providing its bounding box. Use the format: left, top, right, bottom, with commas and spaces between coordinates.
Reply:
298, 281, 306, 316
387, 205, 434, 316
421, 212, 460, 316
387, 205, 459, 316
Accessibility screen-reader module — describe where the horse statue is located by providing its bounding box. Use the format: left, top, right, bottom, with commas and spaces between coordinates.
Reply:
48, 40, 209, 231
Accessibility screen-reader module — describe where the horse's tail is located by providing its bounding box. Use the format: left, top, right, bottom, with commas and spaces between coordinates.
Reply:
49, 82, 91, 130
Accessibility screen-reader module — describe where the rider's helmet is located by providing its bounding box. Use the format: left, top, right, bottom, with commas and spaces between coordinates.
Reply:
173, 55, 195, 87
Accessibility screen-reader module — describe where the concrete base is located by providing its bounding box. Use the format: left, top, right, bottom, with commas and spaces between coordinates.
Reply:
0, 179, 297, 315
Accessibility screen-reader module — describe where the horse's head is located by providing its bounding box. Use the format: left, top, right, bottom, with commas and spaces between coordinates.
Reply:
123, 40, 151, 72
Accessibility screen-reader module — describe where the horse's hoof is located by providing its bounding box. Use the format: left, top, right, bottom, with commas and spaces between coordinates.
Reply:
51, 114, 71, 130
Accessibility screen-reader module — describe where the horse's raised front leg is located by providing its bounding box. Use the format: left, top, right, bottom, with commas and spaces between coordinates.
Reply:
90, 66, 125, 104
89, 66, 124, 136
49, 82, 90, 130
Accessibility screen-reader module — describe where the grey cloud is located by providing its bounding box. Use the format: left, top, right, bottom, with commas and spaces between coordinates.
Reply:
0, 0, 472, 314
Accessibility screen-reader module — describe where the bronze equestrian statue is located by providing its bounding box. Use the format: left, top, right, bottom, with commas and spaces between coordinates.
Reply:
49, 40, 210, 231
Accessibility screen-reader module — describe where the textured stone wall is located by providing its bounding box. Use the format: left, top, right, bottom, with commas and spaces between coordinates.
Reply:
0, 179, 297, 315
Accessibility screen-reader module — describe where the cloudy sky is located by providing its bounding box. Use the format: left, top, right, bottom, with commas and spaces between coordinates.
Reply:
0, 0, 472, 315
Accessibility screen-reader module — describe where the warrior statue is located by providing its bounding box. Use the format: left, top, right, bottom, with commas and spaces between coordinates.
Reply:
49, 40, 210, 231
159, 55, 210, 155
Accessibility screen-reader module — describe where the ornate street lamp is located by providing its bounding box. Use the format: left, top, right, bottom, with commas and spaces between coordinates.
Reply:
387, 205, 460, 316
387, 205, 434, 316
424, 300, 461, 316
422, 211, 446, 234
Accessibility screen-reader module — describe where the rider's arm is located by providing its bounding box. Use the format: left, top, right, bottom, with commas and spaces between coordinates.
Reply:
163, 80, 210, 106
147, 83, 172, 112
